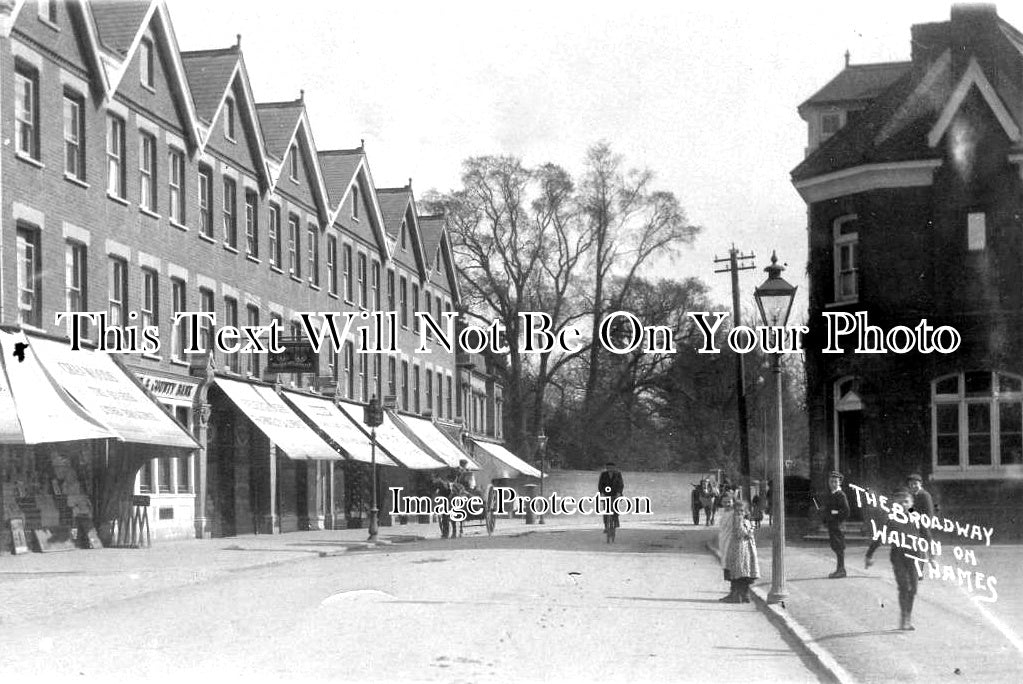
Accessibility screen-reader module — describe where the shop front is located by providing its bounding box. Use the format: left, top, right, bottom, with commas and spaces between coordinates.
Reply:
1, 329, 199, 552
208, 377, 341, 536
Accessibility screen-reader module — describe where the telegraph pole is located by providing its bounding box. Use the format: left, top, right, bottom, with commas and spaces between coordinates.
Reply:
715, 245, 756, 504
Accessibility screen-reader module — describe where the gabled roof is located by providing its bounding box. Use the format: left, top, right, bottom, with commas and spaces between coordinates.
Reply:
180, 45, 272, 187
799, 61, 913, 112
319, 148, 392, 259
256, 100, 303, 160
417, 214, 444, 270
256, 100, 331, 223
181, 47, 239, 123
74, 0, 202, 149
318, 148, 363, 208
417, 214, 461, 302
377, 187, 428, 278
91, 0, 153, 57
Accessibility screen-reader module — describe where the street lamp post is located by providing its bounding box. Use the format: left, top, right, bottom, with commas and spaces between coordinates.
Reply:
364, 396, 383, 541
754, 251, 797, 605
537, 427, 548, 525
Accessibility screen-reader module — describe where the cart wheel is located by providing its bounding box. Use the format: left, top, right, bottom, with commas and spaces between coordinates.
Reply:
486, 486, 497, 536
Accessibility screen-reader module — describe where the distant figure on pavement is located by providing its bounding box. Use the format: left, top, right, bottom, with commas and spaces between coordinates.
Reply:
907, 473, 934, 518
598, 461, 624, 529
865, 488, 922, 630
717, 490, 736, 600
722, 499, 759, 603
822, 470, 850, 579
690, 483, 702, 525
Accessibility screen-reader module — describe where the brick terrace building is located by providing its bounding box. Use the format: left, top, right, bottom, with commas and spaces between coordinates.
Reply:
0, 0, 483, 542
793, 5, 1023, 529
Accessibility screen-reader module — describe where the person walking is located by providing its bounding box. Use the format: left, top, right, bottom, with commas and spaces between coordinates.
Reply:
722, 499, 760, 603
823, 470, 850, 578
865, 488, 922, 630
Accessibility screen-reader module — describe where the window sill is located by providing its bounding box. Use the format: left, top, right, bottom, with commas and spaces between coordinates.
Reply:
309, 283, 321, 292
327, 291, 339, 300
225, 135, 237, 145
290, 275, 303, 284
223, 244, 240, 255
270, 265, 284, 275
142, 353, 163, 362
169, 358, 191, 369
140, 207, 161, 220
16, 152, 44, 169
246, 254, 261, 264
64, 174, 89, 189
141, 83, 156, 95
198, 233, 216, 245
38, 16, 61, 32
170, 220, 189, 232
107, 192, 130, 207
824, 299, 859, 309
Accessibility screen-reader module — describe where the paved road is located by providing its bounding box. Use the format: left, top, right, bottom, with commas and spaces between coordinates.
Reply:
0, 524, 823, 683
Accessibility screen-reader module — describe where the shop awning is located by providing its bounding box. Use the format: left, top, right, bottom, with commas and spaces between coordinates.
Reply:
472, 440, 542, 479
282, 391, 397, 466
0, 330, 117, 444
334, 401, 447, 470
393, 414, 478, 470
215, 378, 339, 460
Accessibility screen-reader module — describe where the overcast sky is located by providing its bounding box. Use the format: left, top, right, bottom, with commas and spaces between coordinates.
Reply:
170, 1, 1023, 318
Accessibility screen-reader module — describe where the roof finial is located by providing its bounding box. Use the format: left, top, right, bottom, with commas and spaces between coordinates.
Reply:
360, 138, 365, 149
236, 34, 242, 48
299, 89, 305, 103
408, 177, 413, 189
845, 49, 850, 67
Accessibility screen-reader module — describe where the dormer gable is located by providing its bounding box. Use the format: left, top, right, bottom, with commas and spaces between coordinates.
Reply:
181, 45, 271, 189
319, 147, 390, 259
256, 100, 330, 225
78, 0, 201, 149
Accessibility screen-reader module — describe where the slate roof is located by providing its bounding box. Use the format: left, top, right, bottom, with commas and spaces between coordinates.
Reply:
799, 62, 912, 111
91, 0, 152, 57
256, 101, 303, 160
418, 215, 445, 270
376, 188, 412, 238
180, 48, 239, 123
794, 9, 1023, 184
792, 66, 926, 181
318, 149, 363, 208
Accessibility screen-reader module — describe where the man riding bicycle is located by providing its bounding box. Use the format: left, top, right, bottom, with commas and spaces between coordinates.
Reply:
597, 461, 624, 543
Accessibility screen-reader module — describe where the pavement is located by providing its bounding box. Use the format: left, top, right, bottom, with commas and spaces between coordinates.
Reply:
0, 521, 436, 626
710, 524, 1023, 683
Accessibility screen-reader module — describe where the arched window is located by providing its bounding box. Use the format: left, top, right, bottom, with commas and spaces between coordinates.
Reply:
833, 215, 859, 303
932, 371, 1023, 472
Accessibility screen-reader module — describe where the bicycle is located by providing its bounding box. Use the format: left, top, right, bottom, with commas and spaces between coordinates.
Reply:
603, 511, 617, 544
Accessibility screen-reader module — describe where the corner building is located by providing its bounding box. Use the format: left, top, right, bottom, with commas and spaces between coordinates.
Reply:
0, 0, 467, 542
793, 4, 1023, 531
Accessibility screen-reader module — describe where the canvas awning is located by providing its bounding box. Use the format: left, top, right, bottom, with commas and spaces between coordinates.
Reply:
215, 378, 338, 460
282, 391, 397, 466
334, 401, 447, 470
393, 414, 478, 470
0, 330, 117, 444
472, 440, 542, 479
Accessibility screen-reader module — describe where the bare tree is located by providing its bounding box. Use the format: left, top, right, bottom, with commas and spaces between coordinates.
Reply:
579, 142, 702, 409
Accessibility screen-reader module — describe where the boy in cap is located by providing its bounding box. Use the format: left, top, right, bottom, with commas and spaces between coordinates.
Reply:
907, 473, 934, 518
822, 470, 850, 578
598, 461, 625, 532
866, 488, 921, 630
